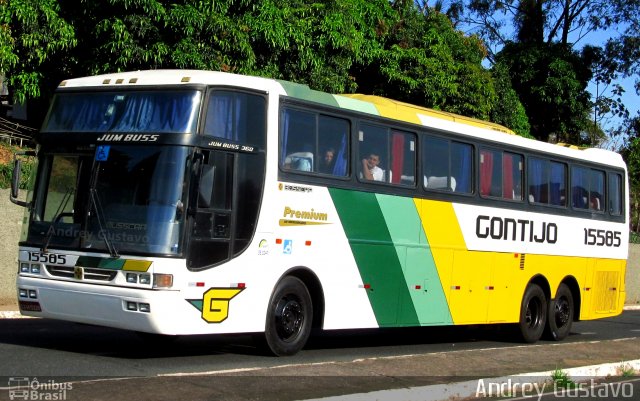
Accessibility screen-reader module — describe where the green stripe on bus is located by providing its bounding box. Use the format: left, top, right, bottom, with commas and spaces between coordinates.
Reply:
375, 195, 453, 325
329, 189, 419, 326
334, 95, 380, 115
277, 80, 341, 108
76, 256, 125, 270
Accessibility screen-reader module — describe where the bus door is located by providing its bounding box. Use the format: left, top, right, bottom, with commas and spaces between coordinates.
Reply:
187, 149, 265, 269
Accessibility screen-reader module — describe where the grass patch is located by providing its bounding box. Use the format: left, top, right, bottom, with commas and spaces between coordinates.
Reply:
550, 368, 577, 389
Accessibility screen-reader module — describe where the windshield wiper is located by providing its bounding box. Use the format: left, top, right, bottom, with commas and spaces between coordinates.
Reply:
41, 187, 74, 253
88, 165, 120, 258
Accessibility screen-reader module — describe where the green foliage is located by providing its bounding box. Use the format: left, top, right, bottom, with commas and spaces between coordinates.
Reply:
550, 368, 576, 389
2, 0, 531, 136
0, 0, 77, 104
0, 143, 35, 190
620, 116, 640, 231
496, 42, 592, 143
490, 63, 532, 138
353, 5, 497, 121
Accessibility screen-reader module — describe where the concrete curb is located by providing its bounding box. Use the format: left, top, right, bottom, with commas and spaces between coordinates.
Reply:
302, 359, 640, 401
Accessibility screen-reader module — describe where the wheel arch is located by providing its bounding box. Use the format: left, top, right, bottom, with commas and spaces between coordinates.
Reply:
277, 266, 325, 330
526, 274, 551, 301
558, 276, 581, 322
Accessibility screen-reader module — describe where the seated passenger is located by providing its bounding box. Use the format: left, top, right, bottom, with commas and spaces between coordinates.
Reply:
360, 153, 385, 182
319, 148, 335, 174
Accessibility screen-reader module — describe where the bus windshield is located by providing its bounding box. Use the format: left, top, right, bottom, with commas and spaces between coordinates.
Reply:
42, 90, 202, 133
28, 145, 190, 256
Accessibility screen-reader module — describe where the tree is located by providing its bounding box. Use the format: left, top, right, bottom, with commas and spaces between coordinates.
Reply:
490, 63, 531, 138
450, 0, 640, 145
0, 0, 76, 124
352, 2, 498, 121
620, 116, 640, 231
495, 42, 592, 143
1, 0, 527, 137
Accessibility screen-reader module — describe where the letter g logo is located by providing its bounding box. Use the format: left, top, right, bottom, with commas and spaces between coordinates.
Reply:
201, 288, 244, 323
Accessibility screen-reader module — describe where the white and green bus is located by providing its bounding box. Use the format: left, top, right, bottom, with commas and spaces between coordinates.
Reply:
11, 70, 628, 356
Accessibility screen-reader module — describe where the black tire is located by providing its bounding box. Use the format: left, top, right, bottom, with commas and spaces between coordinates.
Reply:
263, 276, 313, 356
544, 283, 574, 341
517, 283, 547, 343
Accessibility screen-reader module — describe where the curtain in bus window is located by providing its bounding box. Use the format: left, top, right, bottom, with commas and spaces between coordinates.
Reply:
480, 150, 494, 196
550, 162, 565, 206
528, 158, 544, 203
571, 167, 589, 209
503, 154, 514, 199
48, 94, 116, 131
206, 93, 243, 141
451, 142, 471, 193
390, 132, 405, 184
332, 133, 348, 176
45, 92, 199, 133
113, 92, 198, 132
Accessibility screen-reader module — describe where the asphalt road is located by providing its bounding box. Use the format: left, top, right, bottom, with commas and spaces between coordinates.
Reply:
0, 310, 638, 400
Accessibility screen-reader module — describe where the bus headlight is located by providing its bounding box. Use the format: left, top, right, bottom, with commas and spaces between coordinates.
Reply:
126, 273, 138, 284
20, 263, 29, 273
139, 274, 151, 285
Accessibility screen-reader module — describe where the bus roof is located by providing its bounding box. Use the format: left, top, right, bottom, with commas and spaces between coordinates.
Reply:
56, 70, 626, 169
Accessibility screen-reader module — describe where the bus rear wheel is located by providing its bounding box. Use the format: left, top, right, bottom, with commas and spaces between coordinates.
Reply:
263, 276, 313, 356
517, 283, 547, 343
544, 283, 574, 341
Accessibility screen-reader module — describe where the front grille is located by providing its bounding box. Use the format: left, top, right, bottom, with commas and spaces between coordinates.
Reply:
46, 265, 118, 281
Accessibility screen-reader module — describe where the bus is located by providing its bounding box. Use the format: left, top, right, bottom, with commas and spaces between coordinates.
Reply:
11, 70, 628, 356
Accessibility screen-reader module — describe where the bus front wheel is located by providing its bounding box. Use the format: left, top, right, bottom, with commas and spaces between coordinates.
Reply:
263, 276, 313, 356
544, 283, 574, 341
517, 283, 547, 343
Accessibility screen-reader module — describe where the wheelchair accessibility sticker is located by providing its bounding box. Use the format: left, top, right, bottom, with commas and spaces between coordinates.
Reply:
283, 239, 293, 255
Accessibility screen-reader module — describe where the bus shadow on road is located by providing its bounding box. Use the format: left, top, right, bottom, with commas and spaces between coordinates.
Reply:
0, 318, 584, 359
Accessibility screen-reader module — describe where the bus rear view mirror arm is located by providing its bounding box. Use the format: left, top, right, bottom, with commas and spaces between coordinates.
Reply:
10, 151, 36, 208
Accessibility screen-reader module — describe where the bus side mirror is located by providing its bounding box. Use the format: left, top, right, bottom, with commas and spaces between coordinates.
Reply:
10, 151, 35, 208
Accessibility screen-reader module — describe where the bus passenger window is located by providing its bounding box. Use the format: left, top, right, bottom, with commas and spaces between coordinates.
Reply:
358, 124, 389, 182
423, 137, 471, 193
204, 91, 266, 148
280, 108, 315, 172
571, 166, 589, 209
480, 149, 522, 201
358, 124, 415, 185
318, 115, 349, 177
528, 158, 567, 206
608, 172, 623, 215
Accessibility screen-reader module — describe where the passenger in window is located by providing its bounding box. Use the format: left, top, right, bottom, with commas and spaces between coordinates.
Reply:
361, 153, 385, 182
319, 148, 335, 174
